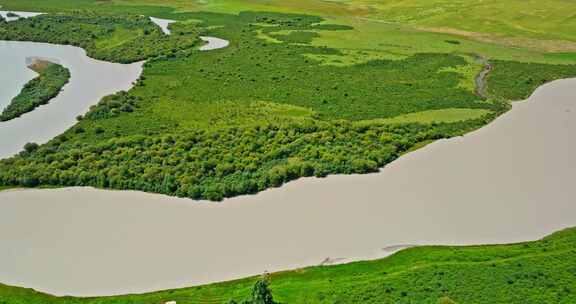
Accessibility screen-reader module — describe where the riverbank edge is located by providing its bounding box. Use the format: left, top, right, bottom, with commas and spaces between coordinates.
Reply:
0, 226, 573, 300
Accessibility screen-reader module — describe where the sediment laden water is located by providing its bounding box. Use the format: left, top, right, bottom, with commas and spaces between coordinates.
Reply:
0, 75, 574, 296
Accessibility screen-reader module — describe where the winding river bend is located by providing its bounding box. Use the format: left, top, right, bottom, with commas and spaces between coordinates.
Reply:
0, 15, 228, 158
0, 41, 142, 158
149, 16, 230, 51
0, 70, 575, 296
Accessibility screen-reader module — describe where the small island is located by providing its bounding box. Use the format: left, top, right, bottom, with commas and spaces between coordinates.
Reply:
0, 59, 70, 122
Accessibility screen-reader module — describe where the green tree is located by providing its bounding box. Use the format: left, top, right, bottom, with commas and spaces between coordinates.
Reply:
228, 278, 279, 304
23, 142, 39, 153
251, 279, 278, 304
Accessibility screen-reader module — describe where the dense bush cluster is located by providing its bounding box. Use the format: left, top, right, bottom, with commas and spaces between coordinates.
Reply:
0, 62, 70, 121
83, 91, 140, 120
0, 116, 496, 200
0, 11, 201, 63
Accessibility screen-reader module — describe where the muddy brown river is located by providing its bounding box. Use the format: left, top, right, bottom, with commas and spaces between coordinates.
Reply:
0, 74, 574, 296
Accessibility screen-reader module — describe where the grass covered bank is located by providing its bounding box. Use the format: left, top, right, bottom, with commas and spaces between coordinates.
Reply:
1, 227, 575, 303
0, 10, 575, 200
0, 60, 70, 122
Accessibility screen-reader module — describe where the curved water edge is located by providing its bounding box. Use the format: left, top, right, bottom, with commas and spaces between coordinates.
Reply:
149, 16, 230, 50
1, 77, 574, 296
0, 40, 143, 158
0, 10, 42, 22
149, 16, 175, 35
474, 55, 492, 98
199, 36, 230, 51
0, 34, 227, 158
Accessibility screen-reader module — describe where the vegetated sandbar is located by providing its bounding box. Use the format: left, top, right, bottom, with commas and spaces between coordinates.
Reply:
0, 40, 142, 158
0, 76, 574, 296
0, 57, 70, 122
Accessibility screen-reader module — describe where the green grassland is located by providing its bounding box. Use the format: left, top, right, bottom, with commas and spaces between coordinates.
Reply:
1, 227, 576, 303
0, 8, 575, 200
3, 0, 576, 63
362, 108, 491, 125
355, 0, 576, 44
0, 61, 70, 121
5, 0, 576, 43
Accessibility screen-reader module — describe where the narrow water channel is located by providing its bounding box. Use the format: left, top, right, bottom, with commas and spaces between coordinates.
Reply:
0, 41, 142, 158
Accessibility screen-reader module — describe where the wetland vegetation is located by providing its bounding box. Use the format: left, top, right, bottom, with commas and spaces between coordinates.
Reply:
0, 9, 574, 200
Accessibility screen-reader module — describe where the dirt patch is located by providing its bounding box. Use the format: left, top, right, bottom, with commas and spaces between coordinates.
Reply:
418, 26, 576, 52
27, 59, 53, 73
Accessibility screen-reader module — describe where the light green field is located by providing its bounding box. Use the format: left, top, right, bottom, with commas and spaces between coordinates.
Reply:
351, 0, 576, 43
151, 100, 316, 130
94, 27, 143, 50
310, 17, 576, 64
2, 0, 576, 65
88, 0, 576, 47
361, 108, 492, 125
0, 0, 575, 303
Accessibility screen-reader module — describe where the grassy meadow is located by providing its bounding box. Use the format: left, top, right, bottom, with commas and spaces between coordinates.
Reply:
1, 227, 576, 303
